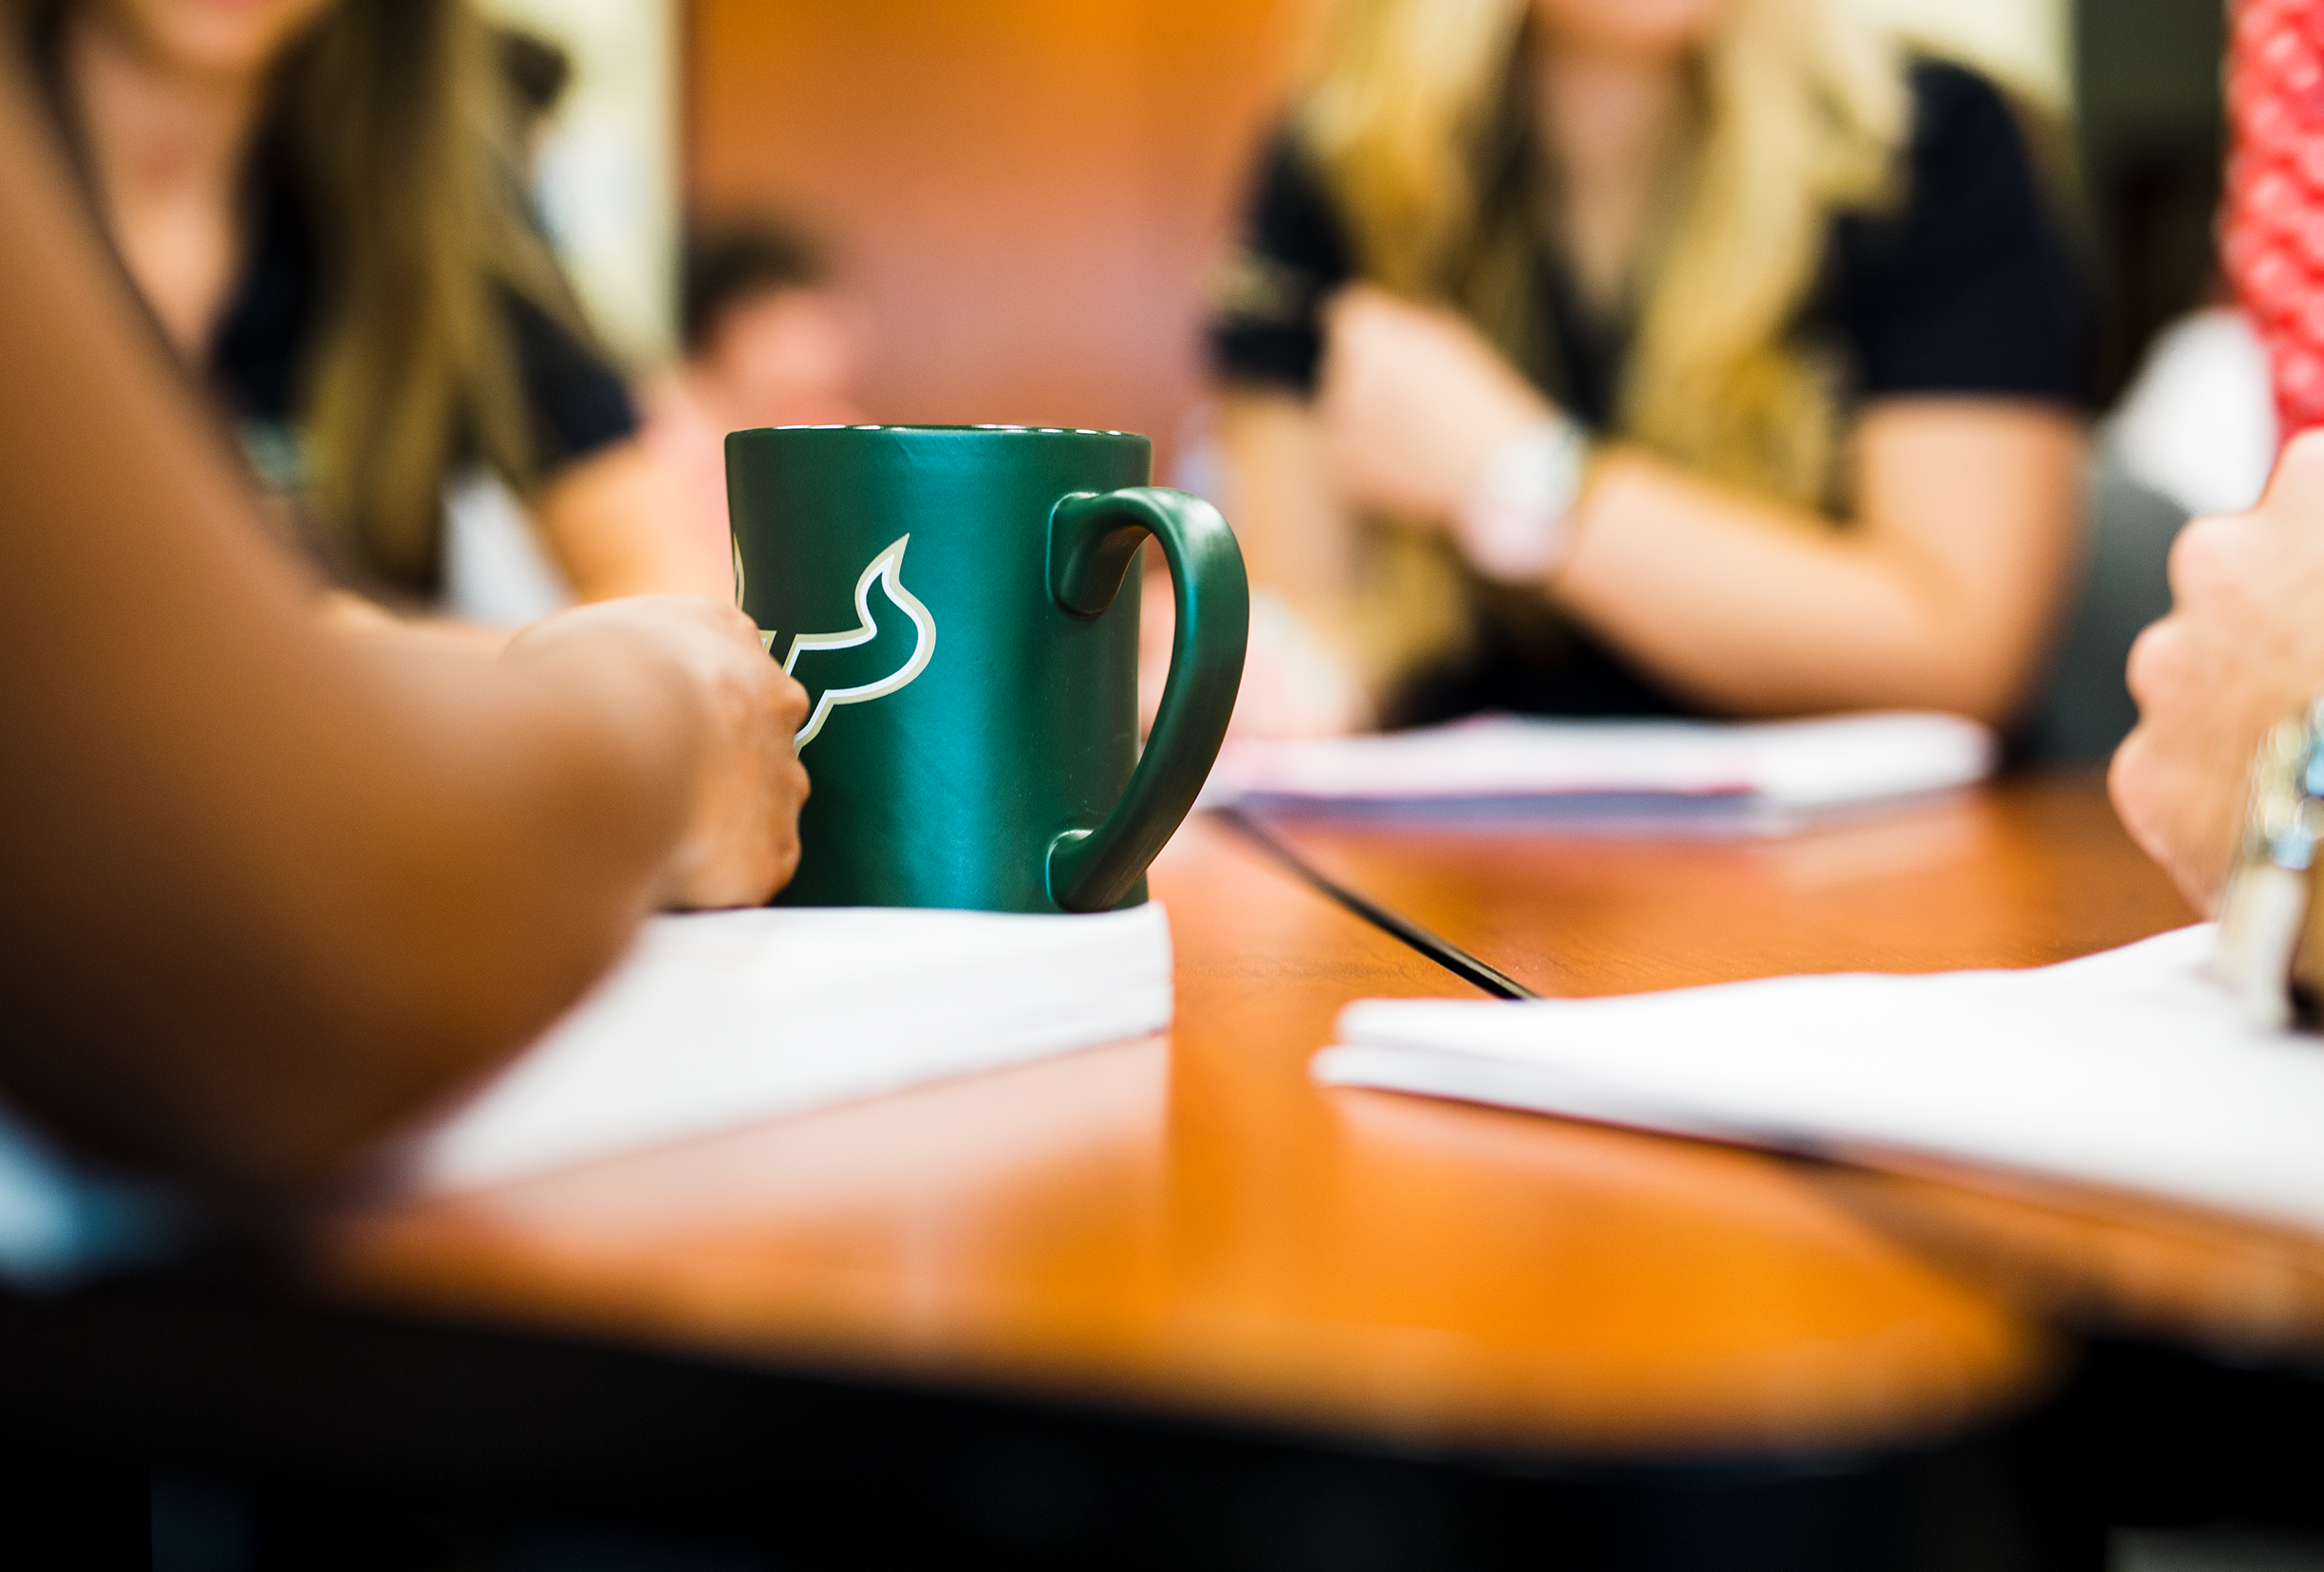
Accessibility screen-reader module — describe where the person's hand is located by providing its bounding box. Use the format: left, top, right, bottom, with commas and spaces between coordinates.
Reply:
2112, 432, 2324, 911
1317, 284, 1556, 524
508, 595, 810, 908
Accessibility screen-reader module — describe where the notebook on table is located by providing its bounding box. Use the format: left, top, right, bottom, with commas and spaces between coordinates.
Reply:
403, 904, 1173, 1193
1203, 712, 1996, 834
1313, 925, 2324, 1238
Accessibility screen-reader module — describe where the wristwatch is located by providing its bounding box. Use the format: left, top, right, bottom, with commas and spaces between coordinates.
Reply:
1452, 416, 1591, 583
2213, 691, 2324, 1028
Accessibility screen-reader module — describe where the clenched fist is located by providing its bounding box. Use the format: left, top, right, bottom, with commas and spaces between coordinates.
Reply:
1318, 284, 1554, 525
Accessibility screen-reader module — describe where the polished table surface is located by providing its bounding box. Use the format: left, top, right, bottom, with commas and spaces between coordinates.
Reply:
319, 774, 2234, 1470
1259, 772, 2197, 995
1258, 775, 2324, 1363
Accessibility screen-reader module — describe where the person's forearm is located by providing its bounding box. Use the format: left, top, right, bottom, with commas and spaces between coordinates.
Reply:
322, 590, 513, 655
1221, 392, 1363, 617
9, 626, 706, 1193
1552, 430, 2081, 723
1554, 454, 2001, 716
0, 69, 707, 1191
266, 627, 705, 1170
1301, 284, 2088, 725
538, 439, 732, 604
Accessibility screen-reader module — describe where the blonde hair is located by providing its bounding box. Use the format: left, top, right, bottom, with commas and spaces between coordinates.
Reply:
1300, 0, 1908, 511
13, 0, 588, 591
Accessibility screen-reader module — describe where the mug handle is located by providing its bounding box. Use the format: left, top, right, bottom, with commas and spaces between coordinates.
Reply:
1045, 486, 1248, 912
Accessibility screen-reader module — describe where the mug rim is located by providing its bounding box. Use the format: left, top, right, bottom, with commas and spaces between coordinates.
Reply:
729, 422, 1140, 440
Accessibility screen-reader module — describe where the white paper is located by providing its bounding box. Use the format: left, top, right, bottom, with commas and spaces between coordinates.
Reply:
1203, 712, 1996, 832
1316, 925, 2324, 1236
409, 904, 1173, 1192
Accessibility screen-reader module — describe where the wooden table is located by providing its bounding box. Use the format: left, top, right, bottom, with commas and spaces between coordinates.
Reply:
1249, 775, 2324, 1540
6, 774, 2275, 1566
1255, 772, 2197, 995
1252, 774, 2324, 1366
325, 813, 2050, 1458
159, 772, 2202, 1565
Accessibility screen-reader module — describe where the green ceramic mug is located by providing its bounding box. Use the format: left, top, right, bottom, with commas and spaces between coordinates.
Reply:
727, 424, 1248, 913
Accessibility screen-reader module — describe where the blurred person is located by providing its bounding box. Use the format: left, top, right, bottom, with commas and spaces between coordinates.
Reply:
0, 47, 810, 1208
6, 0, 729, 615
1207, 0, 2090, 737
639, 215, 872, 547
678, 216, 868, 431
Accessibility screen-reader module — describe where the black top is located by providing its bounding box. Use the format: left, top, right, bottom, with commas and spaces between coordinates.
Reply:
1209, 60, 2091, 720
216, 151, 639, 504
27, 6, 638, 589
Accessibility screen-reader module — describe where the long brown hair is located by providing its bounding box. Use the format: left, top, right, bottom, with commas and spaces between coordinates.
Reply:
12, 0, 586, 590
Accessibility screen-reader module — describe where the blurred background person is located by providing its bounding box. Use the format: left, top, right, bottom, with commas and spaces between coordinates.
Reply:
673, 215, 870, 432
1205, 0, 2091, 738
6, 0, 729, 624
637, 212, 872, 552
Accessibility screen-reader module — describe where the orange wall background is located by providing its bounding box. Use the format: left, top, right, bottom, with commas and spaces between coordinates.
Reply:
685, 1, 1310, 477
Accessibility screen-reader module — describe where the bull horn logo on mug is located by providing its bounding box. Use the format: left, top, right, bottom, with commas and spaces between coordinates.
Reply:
776, 534, 937, 749
726, 423, 1246, 913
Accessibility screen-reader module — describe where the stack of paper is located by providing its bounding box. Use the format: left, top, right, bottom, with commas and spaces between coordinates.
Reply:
1316, 926, 2324, 1236
1204, 712, 1996, 833
408, 905, 1172, 1192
